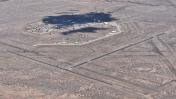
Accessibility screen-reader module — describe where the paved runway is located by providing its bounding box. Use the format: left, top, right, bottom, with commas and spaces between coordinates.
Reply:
1, 0, 176, 98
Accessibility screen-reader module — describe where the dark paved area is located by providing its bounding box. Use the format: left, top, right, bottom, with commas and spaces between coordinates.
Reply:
1, 0, 176, 98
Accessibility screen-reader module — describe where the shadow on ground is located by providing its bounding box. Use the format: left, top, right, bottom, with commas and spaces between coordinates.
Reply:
42, 12, 116, 35
62, 27, 108, 35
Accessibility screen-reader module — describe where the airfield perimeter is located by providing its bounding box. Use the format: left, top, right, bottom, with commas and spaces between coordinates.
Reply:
0, 0, 176, 98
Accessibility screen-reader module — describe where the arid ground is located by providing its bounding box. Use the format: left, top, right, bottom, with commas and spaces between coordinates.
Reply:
1, 0, 176, 99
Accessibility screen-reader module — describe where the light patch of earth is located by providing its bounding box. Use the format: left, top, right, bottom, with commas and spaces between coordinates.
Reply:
0, 85, 45, 99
